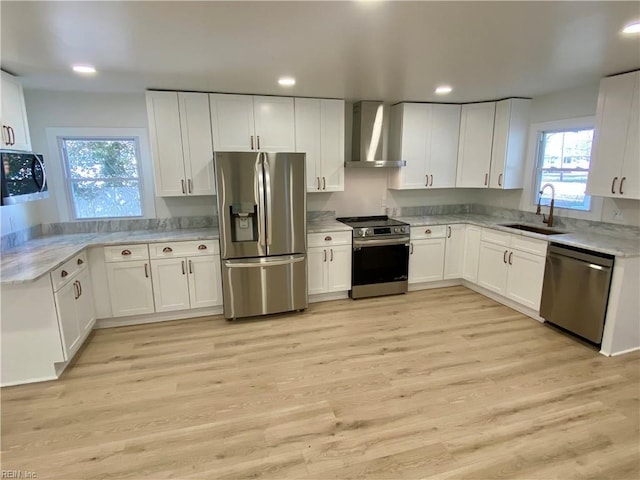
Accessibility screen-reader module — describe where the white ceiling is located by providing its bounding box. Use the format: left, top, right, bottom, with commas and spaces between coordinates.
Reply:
2, 1, 639, 103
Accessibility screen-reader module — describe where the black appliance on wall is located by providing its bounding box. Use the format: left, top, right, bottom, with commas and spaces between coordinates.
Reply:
0, 150, 48, 205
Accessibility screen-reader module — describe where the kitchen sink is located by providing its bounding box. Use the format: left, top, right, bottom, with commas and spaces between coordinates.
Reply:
500, 224, 564, 235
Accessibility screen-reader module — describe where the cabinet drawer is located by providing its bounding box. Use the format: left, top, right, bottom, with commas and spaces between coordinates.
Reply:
104, 244, 149, 263
510, 235, 547, 256
51, 251, 88, 292
481, 228, 510, 247
410, 225, 446, 240
149, 240, 218, 258
308, 231, 352, 247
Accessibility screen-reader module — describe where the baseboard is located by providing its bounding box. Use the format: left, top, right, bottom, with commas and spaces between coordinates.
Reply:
95, 306, 224, 328
601, 345, 640, 357
309, 291, 349, 304
462, 281, 544, 322
409, 279, 462, 291
1, 375, 58, 388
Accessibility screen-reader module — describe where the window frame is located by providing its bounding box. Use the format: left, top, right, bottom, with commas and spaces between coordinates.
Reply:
532, 127, 594, 212
46, 127, 156, 222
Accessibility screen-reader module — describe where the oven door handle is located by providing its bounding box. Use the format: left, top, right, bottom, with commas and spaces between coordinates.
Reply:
353, 238, 410, 248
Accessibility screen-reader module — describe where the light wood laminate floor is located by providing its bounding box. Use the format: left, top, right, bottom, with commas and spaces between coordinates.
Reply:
2, 286, 639, 479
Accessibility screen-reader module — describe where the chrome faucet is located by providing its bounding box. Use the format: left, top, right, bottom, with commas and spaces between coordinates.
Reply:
536, 183, 555, 227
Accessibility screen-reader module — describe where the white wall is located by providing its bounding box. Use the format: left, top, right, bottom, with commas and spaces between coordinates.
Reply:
0, 202, 42, 236
23, 90, 215, 223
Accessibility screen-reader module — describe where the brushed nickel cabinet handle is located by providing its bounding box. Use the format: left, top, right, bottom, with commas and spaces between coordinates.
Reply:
323, 249, 327, 262
430, 174, 434, 187
250, 135, 254, 150
484, 173, 488, 186
61, 270, 68, 278
322, 177, 326, 190
181, 260, 186, 275
188, 179, 193, 194
197, 244, 207, 250
508, 252, 513, 265
181, 179, 186, 194
498, 173, 503, 187
325, 236, 332, 241
503, 250, 508, 264
188, 259, 193, 274
121, 249, 131, 256
77, 258, 84, 265
144, 263, 149, 278
611, 177, 618, 195
163, 247, 173, 253
257, 135, 260, 150
330, 248, 334, 261
620, 177, 626, 195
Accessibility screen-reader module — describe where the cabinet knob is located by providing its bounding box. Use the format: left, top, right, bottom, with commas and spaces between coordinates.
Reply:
77, 258, 84, 265
61, 270, 68, 278
163, 247, 173, 253
325, 236, 332, 241
121, 249, 132, 256
197, 244, 207, 250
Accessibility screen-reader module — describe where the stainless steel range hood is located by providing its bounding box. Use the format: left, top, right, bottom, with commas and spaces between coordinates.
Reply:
345, 101, 405, 168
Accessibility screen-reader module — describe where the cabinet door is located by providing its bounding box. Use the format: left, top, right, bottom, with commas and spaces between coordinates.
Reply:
146, 91, 187, 196
308, 247, 327, 295
477, 241, 509, 295
0, 72, 31, 151
429, 104, 461, 188
253, 96, 295, 152
489, 99, 529, 189
620, 73, 640, 200
398, 103, 430, 189
587, 73, 635, 197
75, 270, 95, 335
506, 249, 546, 311
319, 99, 345, 192
443, 225, 465, 280
409, 238, 445, 284
187, 255, 223, 309
456, 103, 495, 188
179, 93, 215, 196
106, 260, 155, 317
294, 98, 321, 191
327, 244, 351, 292
54, 281, 81, 361
151, 258, 191, 313
209, 94, 255, 151
462, 225, 481, 283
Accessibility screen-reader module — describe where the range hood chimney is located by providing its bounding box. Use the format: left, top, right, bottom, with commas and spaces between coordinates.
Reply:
345, 101, 405, 168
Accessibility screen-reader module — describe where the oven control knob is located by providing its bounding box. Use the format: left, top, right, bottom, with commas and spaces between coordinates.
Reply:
394, 227, 400, 233
359, 228, 368, 237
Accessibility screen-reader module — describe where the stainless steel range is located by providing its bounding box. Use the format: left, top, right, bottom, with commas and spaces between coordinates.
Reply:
337, 216, 410, 299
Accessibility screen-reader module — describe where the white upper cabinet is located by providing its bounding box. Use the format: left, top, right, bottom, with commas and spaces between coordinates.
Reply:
295, 98, 345, 192
489, 98, 531, 189
587, 71, 640, 200
210, 94, 295, 153
146, 91, 215, 197
1, 71, 31, 152
456, 102, 496, 188
388, 103, 460, 189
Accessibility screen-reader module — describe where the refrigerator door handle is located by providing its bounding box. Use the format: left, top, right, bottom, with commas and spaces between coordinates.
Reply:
255, 153, 267, 247
224, 254, 305, 268
262, 153, 273, 246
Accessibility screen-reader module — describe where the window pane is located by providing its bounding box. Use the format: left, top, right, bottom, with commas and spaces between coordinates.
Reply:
537, 128, 593, 211
71, 180, 142, 219
64, 139, 139, 179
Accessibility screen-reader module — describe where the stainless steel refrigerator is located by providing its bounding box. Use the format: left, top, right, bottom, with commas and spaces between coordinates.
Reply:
215, 151, 307, 319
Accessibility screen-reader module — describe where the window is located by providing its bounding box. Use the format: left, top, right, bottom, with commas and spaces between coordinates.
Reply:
60, 137, 143, 219
534, 129, 593, 211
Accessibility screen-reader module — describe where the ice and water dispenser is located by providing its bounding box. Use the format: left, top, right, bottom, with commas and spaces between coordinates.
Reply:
230, 203, 258, 242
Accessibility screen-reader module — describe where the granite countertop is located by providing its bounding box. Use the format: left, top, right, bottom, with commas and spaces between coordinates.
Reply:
397, 214, 640, 258
1, 228, 219, 285
307, 218, 352, 233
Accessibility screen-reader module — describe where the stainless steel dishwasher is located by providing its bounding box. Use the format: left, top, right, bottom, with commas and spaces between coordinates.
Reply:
540, 244, 614, 344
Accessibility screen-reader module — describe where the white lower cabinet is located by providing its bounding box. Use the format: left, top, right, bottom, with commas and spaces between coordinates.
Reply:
462, 225, 481, 282
106, 260, 155, 317
409, 239, 446, 283
443, 225, 465, 280
477, 228, 547, 311
308, 232, 352, 295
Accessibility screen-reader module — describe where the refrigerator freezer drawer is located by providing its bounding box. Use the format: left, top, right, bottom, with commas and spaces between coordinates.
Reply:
221, 254, 308, 319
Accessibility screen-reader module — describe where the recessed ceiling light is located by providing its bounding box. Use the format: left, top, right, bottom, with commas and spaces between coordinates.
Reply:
435, 85, 453, 95
72, 64, 96, 74
278, 77, 296, 87
622, 21, 640, 34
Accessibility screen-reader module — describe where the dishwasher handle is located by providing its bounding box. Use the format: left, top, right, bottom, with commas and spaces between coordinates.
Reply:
547, 244, 614, 269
